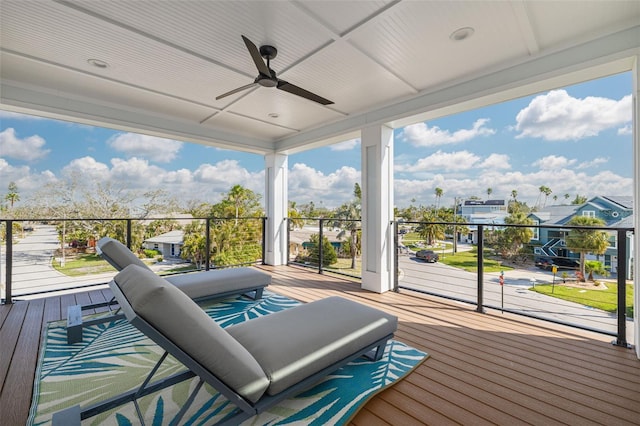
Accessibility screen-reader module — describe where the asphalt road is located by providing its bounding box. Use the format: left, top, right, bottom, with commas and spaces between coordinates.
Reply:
398, 254, 634, 342
1, 225, 116, 297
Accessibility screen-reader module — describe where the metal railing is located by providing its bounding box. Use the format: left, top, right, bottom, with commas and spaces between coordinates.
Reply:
1, 215, 635, 346
285, 217, 634, 346
0, 216, 266, 303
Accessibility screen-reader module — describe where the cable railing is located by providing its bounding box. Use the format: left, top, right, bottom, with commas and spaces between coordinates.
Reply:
0, 216, 266, 302
286, 217, 634, 346
1, 215, 634, 346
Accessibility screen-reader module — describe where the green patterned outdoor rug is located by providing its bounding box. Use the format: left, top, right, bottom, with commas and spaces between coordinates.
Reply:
28, 291, 428, 425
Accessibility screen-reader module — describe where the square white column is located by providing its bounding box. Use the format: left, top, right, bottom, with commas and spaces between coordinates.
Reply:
361, 124, 394, 293
264, 154, 288, 266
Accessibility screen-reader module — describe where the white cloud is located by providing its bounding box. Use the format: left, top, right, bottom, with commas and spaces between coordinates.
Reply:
397, 150, 481, 173
288, 163, 360, 207
0, 158, 57, 194
532, 155, 577, 170
62, 156, 111, 181
0, 128, 50, 161
515, 90, 631, 141
576, 157, 608, 169
399, 119, 496, 147
617, 125, 632, 135
479, 153, 511, 170
107, 133, 183, 163
330, 138, 360, 151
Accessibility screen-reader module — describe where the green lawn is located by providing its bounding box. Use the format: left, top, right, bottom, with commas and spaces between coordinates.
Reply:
439, 249, 512, 273
531, 283, 634, 317
52, 253, 118, 276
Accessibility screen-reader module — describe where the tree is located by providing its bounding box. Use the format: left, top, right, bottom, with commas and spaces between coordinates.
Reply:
307, 233, 337, 266
486, 187, 493, 199
354, 182, 362, 200
572, 195, 587, 205
494, 211, 534, 259
584, 260, 610, 282
565, 216, 610, 281
333, 200, 361, 269
288, 201, 305, 230
564, 193, 570, 202
434, 187, 443, 209
5, 182, 20, 207
511, 189, 518, 201
181, 221, 208, 269
418, 210, 445, 246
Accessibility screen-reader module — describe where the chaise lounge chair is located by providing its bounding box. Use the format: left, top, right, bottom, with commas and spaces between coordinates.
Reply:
53, 264, 398, 425
66, 237, 270, 343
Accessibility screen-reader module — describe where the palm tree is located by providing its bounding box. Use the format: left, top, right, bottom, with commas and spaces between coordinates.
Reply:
333, 201, 361, 269
419, 210, 445, 246
542, 186, 552, 207
288, 201, 304, 230
434, 187, 443, 209
486, 187, 493, 199
564, 193, 570, 203
565, 216, 610, 281
511, 189, 518, 202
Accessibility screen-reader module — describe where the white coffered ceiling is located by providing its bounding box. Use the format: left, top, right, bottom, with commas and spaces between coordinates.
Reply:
1, 1, 639, 155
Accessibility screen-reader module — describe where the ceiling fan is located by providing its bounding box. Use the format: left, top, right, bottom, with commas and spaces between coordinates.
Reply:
216, 35, 334, 105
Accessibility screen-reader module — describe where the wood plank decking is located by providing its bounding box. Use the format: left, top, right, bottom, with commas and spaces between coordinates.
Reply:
1, 265, 639, 425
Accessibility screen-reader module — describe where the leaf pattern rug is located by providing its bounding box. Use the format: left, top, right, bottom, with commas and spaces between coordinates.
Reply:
28, 291, 428, 425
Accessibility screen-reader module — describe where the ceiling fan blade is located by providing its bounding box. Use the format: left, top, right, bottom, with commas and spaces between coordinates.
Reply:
277, 81, 334, 105
215, 82, 258, 100
242, 35, 271, 77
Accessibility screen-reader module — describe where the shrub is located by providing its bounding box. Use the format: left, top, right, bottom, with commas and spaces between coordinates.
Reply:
143, 249, 161, 258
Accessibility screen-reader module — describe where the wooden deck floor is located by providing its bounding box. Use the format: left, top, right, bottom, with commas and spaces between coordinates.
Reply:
1, 265, 639, 425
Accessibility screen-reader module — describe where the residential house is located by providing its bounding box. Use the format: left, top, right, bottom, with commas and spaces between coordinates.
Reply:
459, 199, 509, 244
143, 230, 184, 259
528, 196, 634, 278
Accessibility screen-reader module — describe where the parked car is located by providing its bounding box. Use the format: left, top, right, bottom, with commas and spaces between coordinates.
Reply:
534, 256, 580, 271
416, 250, 439, 263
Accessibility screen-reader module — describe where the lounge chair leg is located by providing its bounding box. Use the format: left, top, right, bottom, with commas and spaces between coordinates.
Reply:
253, 288, 264, 299
67, 305, 83, 344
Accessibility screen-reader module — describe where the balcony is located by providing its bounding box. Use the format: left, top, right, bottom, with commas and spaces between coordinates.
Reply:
2, 264, 640, 424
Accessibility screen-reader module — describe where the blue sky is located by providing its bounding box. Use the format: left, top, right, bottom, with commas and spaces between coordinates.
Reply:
0, 72, 633, 210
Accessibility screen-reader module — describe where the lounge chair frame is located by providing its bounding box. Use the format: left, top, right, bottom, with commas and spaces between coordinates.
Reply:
53, 279, 391, 426
65, 237, 267, 344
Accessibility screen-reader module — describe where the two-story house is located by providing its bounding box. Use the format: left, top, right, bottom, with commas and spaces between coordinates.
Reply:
459, 199, 508, 244
528, 196, 634, 278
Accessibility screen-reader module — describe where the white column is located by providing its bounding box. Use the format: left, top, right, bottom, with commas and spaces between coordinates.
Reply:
361, 124, 394, 293
632, 56, 639, 359
264, 153, 288, 266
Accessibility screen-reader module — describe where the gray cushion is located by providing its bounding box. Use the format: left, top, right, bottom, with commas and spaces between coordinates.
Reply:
98, 237, 149, 271
114, 264, 270, 403
227, 296, 397, 395
165, 267, 271, 299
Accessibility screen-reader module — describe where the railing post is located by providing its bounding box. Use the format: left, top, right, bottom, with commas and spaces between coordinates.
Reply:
261, 217, 267, 265
476, 224, 485, 313
318, 218, 324, 274
4, 220, 13, 304
393, 221, 399, 292
205, 218, 211, 271
126, 219, 132, 249
612, 229, 630, 347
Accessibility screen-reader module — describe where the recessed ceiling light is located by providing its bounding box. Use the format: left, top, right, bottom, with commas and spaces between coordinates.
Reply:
268, 112, 279, 119
449, 27, 474, 42
87, 58, 109, 69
